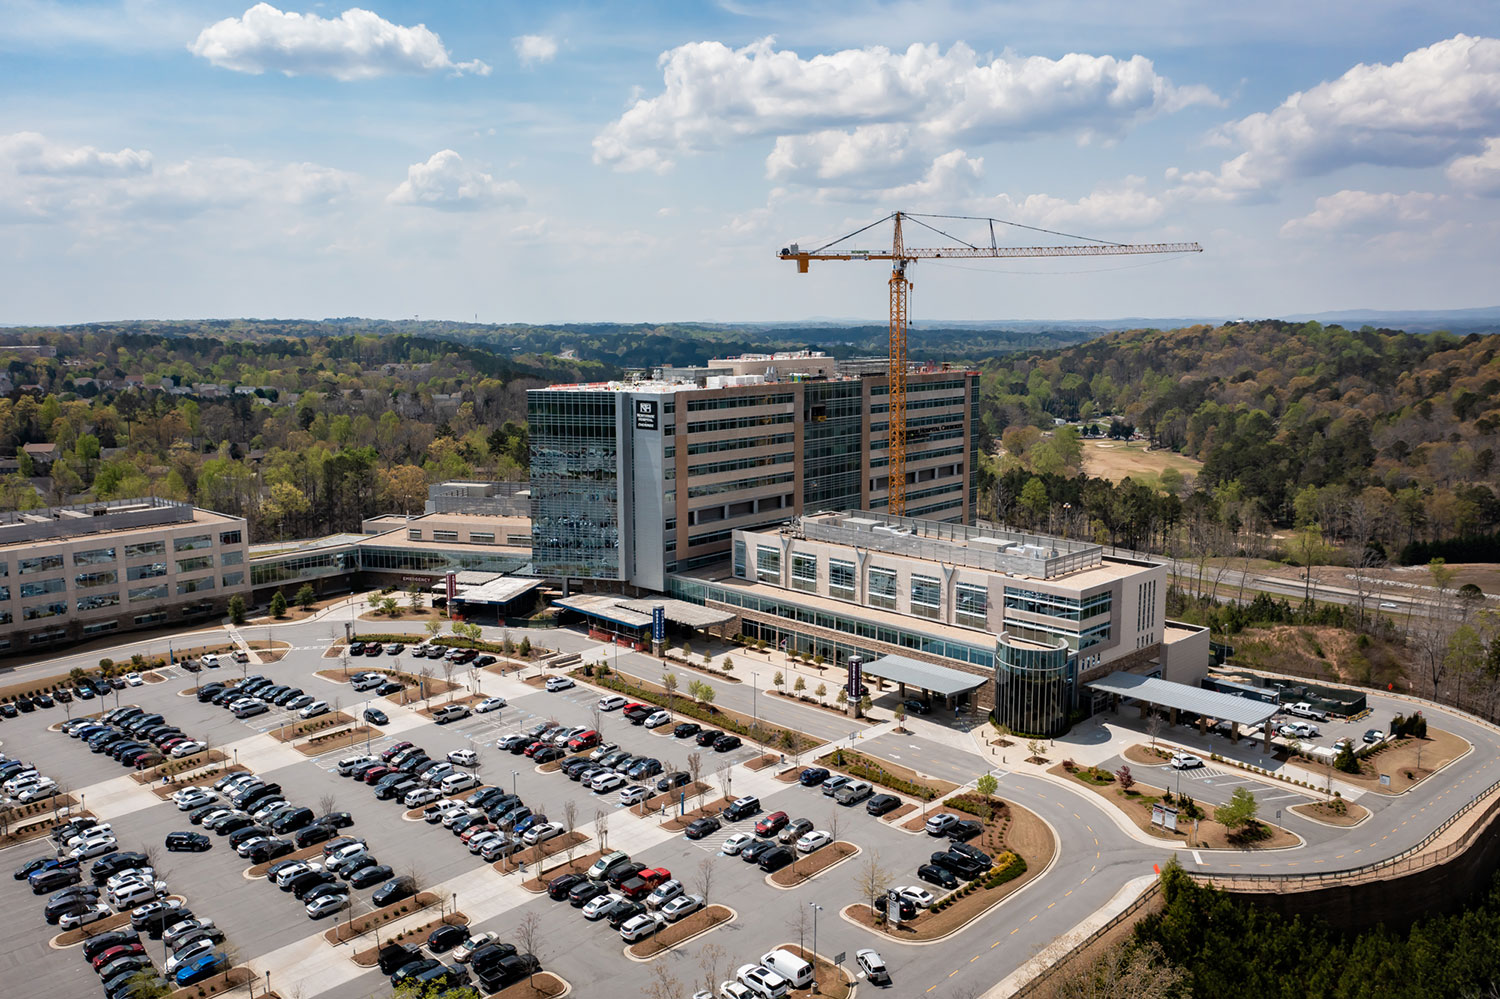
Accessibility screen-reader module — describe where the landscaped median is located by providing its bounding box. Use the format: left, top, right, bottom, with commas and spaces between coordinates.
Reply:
775, 943, 855, 998
313, 666, 462, 704
818, 747, 958, 801
247, 843, 323, 878
294, 725, 382, 756
514, 848, 607, 890
626, 904, 735, 958
324, 890, 443, 944
132, 749, 229, 784
350, 911, 469, 966
491, 972, 570, 998
168, 964, 255, 999
268, 711, 357, 743
768, 841, 859, 888
150, 764, 250, 799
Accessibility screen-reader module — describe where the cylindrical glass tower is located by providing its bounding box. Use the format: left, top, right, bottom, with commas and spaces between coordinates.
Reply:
993, 632, 1072, 737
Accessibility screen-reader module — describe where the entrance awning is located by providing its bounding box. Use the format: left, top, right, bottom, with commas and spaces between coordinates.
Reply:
860, 654, 988, 697
1085, 672, 1278, 728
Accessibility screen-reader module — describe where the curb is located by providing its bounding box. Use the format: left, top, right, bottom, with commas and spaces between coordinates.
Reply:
764, 843, 862, 891
621, 904, 738, 963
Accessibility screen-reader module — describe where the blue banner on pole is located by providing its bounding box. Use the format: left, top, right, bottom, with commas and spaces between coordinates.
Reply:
652, 606, 665, 644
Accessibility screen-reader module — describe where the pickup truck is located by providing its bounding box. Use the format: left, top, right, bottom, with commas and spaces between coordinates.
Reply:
618, 867, 671, 900
1285, 701, 1329, 722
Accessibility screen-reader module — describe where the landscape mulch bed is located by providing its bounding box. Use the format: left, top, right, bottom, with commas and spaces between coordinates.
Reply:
1292, 799, 1370, 826
661, 796, 734, 831
1340, 728, 1469, 793
780, 942, 855, 998
386, 678, 462, 705
491, 972, 569, 998
416, 693, 488, 719
515, 848, 607, 890
630, 782, 711, 817
626, 904, 734, 957
1124, 744, 1174, 766
350, 912, 469, 966
247, 842, 324, 877
132, 749, 229, 783
150, 764, 249, 798
325, 891, 440, 943
769, 842, 858, 887
167, 964, 253, 999
901, 809, 940, 832
881, 802, 918, 826
509, 831, 591, 869
54, 911, 131, 946
296, 725, 381, 755
538, 749, 594, 774
817, 748, 959, 801
774, 767, 802, 783
266, 711, 355, 743
744, 753, 780, 772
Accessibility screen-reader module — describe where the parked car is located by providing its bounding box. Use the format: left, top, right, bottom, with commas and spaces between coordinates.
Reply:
685, 816, 721, 840
165, 831, 211, 853
1169, 753, 1204, 769
866, 794, 901, 817
925, 812, 958, 836
544, 677, 574, 692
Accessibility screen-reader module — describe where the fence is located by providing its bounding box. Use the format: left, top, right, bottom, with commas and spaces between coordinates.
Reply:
1009, 881, 1162, 997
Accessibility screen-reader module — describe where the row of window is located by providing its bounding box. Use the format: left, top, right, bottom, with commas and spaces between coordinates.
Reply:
870, 395, 967, 415
685, 412, 795, 435
685, 432, 795, 456
684, 392, 794, 412
688, 452, 795, 478
686, 470, 795, 500
1004, 587, 1112, 621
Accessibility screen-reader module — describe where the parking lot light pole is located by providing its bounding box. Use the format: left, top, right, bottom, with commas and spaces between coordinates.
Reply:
511, 770, 519, 797
751, 672, 760, 735
808, 902, 823, 993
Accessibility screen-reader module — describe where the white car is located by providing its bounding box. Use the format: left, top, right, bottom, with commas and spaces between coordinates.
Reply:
468, 831, 505, 855
454, 931, 500, 962
522, 822, 565, 846
718, 984, 754, 999
582, 891, 624, 921
643, 710, 671, 728
736, 965, 791, 999
447, 749, 479, 767
170, 741, 207, 758
618, 785, 652, 806
200, 654, 220, 667
1170, 753, 1204, 769
70, 835, 117, 859
236, 837, 272, 858
721, 832, 755, 856
545, 676, 575, 692
125, 672, 144, 686
598, 695, 627, 711
18, 781, 58, 804
298, 700, 330, 719
174, 789, 215, 811
795, 829, 832, 853
275, 862, 319, 887
105, 868, 157, 893
646, 879, 684, 910
925, 812, 958, 835
475, 697, 507, 713
65, 823, 112, 847
164, 938, 217, 975
404, 787, 441, 808
590, 771, 626, 793
589, 743, 620, 762
659, 892, 704, 923
59, 902, 112, 930
895, 884, 936, 907
619, 912, 664, 942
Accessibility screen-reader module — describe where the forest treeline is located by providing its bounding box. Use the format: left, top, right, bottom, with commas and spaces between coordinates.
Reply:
980, 320, 1500, 563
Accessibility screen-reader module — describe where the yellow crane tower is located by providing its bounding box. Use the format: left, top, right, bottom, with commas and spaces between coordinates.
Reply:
779, 211, 1202, 516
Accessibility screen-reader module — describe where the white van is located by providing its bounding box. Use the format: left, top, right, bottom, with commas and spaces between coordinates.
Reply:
759, 949, 813, 990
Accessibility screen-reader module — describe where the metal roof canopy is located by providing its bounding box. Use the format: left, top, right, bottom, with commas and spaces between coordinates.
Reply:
554, 594, 654, 629
1085, 672, 1279, 728
860, 653, 988, 697
617, 597, 735, 629
457, 576, 543, 606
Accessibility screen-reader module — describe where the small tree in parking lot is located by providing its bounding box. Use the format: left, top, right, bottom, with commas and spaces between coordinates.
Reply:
1217, 787, 1260, 832
893, 702, 907, 731
295, 584, 317, 611
562, 799, 579, 864
688, 752, 706, 807
594, 807, 609, 852
228, 595, 246, 625
270, 590, 287, 619
515, 912, 543, 986
694, 855, 715, 904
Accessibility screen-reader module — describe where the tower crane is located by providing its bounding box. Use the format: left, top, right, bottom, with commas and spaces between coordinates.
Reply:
779, 211, 1201, 516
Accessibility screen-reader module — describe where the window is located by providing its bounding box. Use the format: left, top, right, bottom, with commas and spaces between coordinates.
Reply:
124, 541, 166, 559
220, 550, 244, 566
733, 540, 747, 579
177, 577, 214, 595
506, 534, 530, 546
18, 554, 64, 575
129, 584, 168, 603
77, 592, 119, 611
0, 586, 8, 601
174, 534, 213, 552
83, 620, 118, 635
19, 578, 65, 598
176, 556, 213, 573
910, 574, 941, 620
0, 610, 9, 625
219, 530, 242, 546
868, 567, 898, 610
755, 544, 781, 584
469, 532, 495, 545
22, 600, 67, 620
433, 530, 459, 542
955, 583, 989, 629
76, 570, 117, 589
134, 612, 167, 626
222, 571, 245, 587
74, 547, 116, 566
128, 563, 167, 581
408, 529, 422, 541
790, 553, 818, 593
0, 562, 7, 577
828, 559, 855, 600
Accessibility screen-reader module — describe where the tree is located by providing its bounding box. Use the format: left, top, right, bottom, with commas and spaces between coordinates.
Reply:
406, 583, 425, 613
688, 752, 705, 807
836, 688, 849, 712
780, 727, 801, 765
121, 970, 173, 999
318, 792, 337, 817
269, 590, 287, 619
380, 596, 400, 617
694, 855, 715, 904
699, 683, 716, 709
893, 701, 907, 731
1146, 711, 1163, 749
294, 584, 317, 611
815, 682, 828, 705
716, 761, 733, 803
976, 773, 999, 799
773, 670, 784, 692
1041, 940, 1186, 999
1216, 787, 1259, 831
514, 912, 543, 986
662, 671, 679, 712
424, 619, 441, 639
697, 943, 729, 999
793, 675, 806, 698
562, 799, 579, 863
227, 595, 246, 626
519, 636, 532, 657
854, 852, 895, 931
594, 807, 609, 852
1115, 765, 1134, 792
1027, 738, 1046, 762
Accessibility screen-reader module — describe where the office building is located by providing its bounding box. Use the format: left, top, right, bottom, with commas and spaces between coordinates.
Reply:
528, 354, 979, 591
0, 498, 249, 652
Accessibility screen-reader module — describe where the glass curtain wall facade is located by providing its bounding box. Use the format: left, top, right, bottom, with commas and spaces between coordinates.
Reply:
529, 391, 622, 579
993, 632, 1073, 737
801, 380, 864, 512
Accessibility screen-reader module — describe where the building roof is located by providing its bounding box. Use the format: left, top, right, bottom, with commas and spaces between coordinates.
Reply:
554, 593, 735, 630
456, 576, 544, 606
249, 533, 364, 557
555, 593, 654, 628
616, 597, 735, 629
860, 653, 989, 696
1084, 672, 1279, 727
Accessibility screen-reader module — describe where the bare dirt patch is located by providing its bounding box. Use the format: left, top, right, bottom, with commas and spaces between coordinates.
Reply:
1341, 728, 1469, 793
1291, 799, 1370, 826
349, 912, 469, 965
53, 910, 131, 946
744, 753, 780, 772
415, 692, 487, 719
881, 802, 918, 826
1082, 438, 1203, 485
769, 842, 858, 887
509, 831, 590, 869
268, 711, 355, 743
325, 891, 442, 944
626, 904, 734, 958
661, 796, 733, 832
490, 972, 569, 999
295, 726, 381, 756
514, 848, 607, 891
630, 782, 711, 817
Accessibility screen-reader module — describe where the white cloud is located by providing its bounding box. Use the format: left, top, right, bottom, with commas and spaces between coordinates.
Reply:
990, 178, 1166, 230
386, 150, 522, 211
815, 149, 985, 204
594, 37, 1219, 177
1175, 34, 1500, 201
190, 3, 490, 81
0, 131, 151, 177
513, 34, 558, 66
1447, 137, 1500, 197
1279, 189, 1442, 237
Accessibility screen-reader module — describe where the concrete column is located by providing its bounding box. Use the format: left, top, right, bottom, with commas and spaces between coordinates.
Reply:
1169, 707, 1178, 725
1198, 717, 1207, 736
1230, 722, 1241, 743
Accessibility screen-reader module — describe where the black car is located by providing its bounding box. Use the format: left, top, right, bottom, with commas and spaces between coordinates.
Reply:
45, 889, 101, 923
712, 734, 742, 752
246, 840, 295, 864
92, 852, 148, 883
14, 856, 56, 880
607, 900, 647, 929
501, 734, 533, 753
903, 698, 933, 715
673, 722, 701, 739
606, 863, 647, 888
165, 831, 212, 852
427, 923, 470, 953
295, 824, 335, 849
468, 941, 518, 971
379, 943, 424, 975
656, 771, 691, 792
739, 838, 776, 864
799, 767, 830, 787
15, 696, 35, 712
694, 728, 722, 747
83, 929, 141, 961
947, 820, 983, 843
390, 959, 441, 987
30, 867, 81, 894
546, 873, 585, 900
317, 811, 355, 830
376, 682, 403, 696
930, 850, 987, 880
866, 794, 901, 817
350, 864, 395, 889
533, 746, 565, 763
364, 708, 389, 725
372, 877, 416, 907
292, 871, 339, 899
685, 816, 721, 839
758, 846, 794, 872
875, 895, 918, 921
951, 841, 991, 866
0, 702, 17, 718
917, 863, 959, 890
187, 804, 220, 826
568, 880, 609, 908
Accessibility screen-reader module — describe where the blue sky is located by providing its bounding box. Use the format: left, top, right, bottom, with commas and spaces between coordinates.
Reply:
3, 1, 1499, 325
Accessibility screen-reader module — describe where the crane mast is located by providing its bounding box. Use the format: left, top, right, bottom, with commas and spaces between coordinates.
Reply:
779, 211, 1201, 517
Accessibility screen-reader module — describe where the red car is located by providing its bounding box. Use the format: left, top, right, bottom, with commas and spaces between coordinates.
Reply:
755, 811, 789, 837
567, 730, 600, 751
382, 742, 414, 762
522, 742, 545, 758
362, 766, 394, 784
92, 943, 145, 970
619, 867, 671, 900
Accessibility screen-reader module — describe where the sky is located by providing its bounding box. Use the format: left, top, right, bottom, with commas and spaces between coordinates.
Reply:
3, 1, 1500, 325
